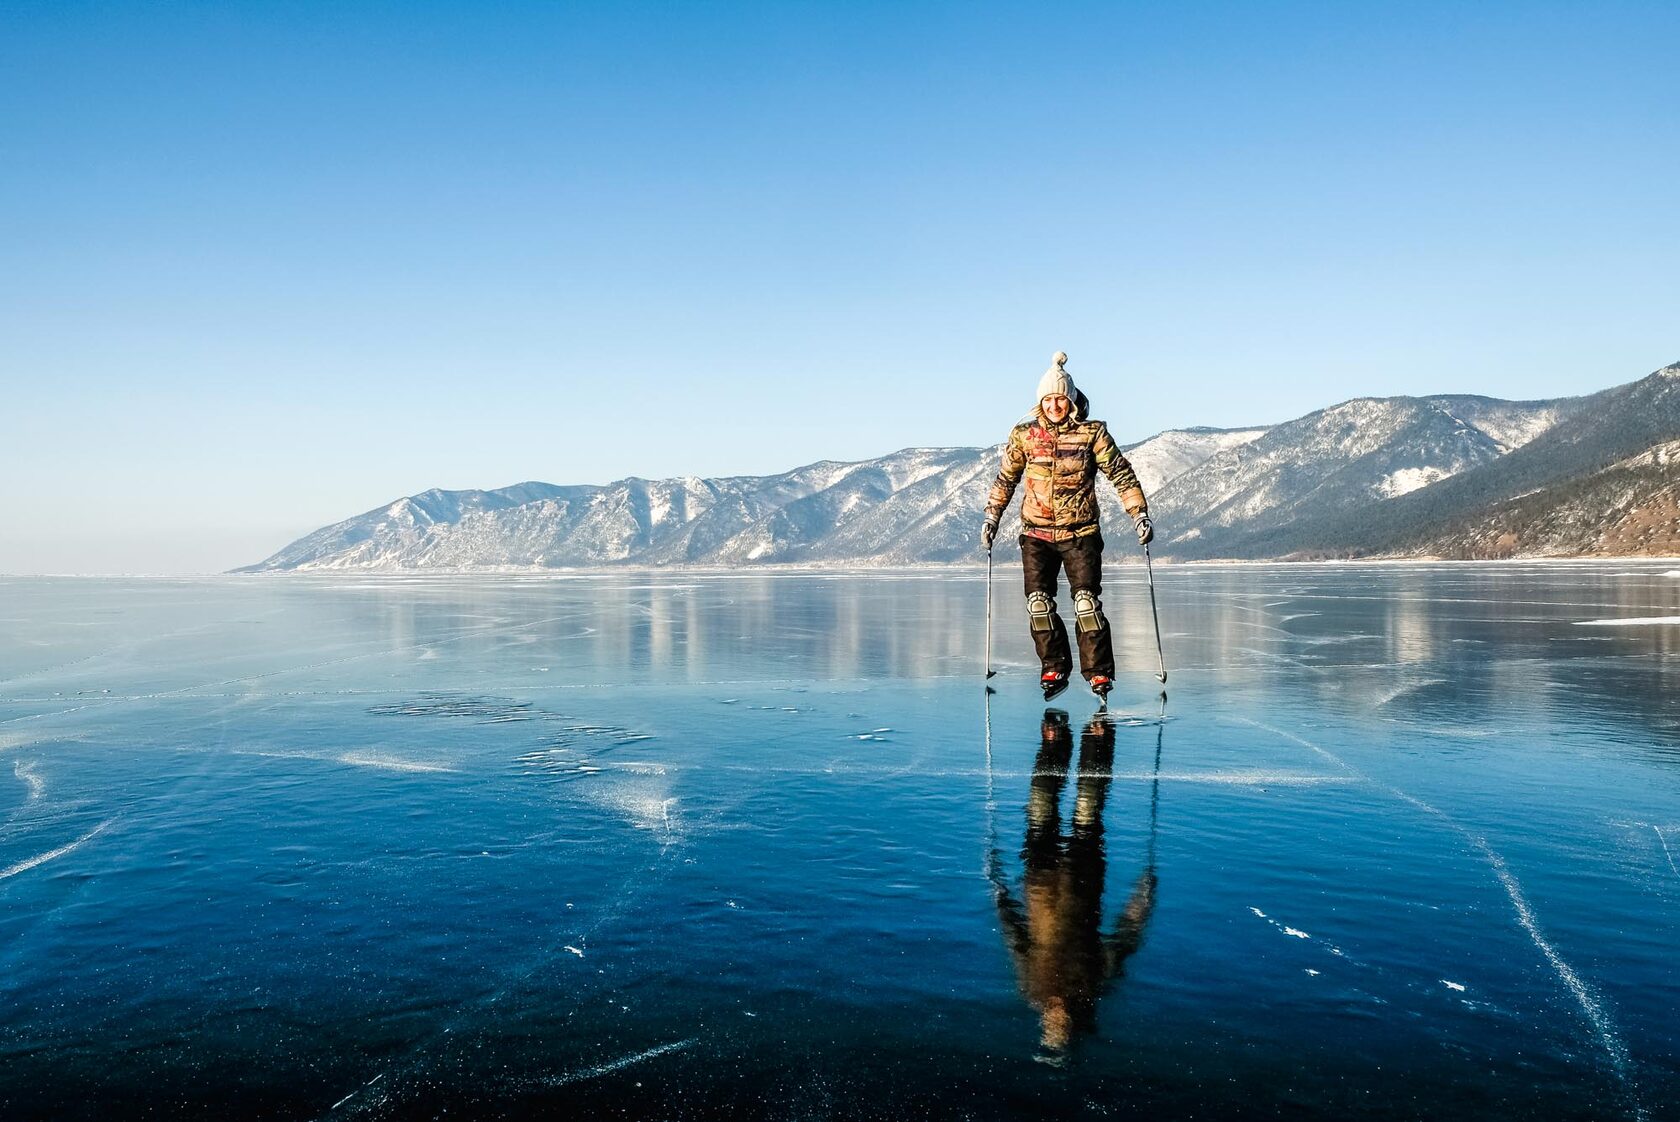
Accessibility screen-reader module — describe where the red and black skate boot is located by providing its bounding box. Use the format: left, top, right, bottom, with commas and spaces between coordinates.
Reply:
1090, 675, 1113, 700
1040, 670, 1070, 701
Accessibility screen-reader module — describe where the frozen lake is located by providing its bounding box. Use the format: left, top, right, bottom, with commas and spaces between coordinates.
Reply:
2, 564, 1678, 1120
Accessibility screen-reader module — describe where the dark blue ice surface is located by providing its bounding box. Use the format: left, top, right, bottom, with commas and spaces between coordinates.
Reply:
2, 563, 1678, 1120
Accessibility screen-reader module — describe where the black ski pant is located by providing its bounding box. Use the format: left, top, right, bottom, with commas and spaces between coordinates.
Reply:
1020, 532, 1114, 682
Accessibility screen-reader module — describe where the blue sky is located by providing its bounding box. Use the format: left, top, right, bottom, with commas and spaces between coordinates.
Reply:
2, 1, 1676, 573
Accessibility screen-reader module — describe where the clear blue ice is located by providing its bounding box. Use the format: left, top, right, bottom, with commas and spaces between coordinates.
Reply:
1, 564, 1678, 1119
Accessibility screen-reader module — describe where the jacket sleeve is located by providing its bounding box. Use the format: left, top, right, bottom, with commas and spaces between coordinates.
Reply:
1102, 869, 1158, 979
1092, 423, 1148, 519
984, 429, 1026, 522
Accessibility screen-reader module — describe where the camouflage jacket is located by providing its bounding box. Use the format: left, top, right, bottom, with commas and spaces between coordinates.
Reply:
985, 415, 1148, 542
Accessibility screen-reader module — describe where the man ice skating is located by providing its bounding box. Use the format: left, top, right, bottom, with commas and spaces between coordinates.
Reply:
982, 352, 1153, 701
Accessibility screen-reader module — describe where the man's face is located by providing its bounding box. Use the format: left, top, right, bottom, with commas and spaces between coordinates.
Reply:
1041, 394, 1071, 423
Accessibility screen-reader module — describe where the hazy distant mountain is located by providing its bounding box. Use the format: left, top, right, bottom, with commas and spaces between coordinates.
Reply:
237, 363, 1680, 572
237, 426, 1263, 572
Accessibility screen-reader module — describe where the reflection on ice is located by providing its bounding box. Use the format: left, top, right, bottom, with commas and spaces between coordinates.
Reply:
989, 707, 1160, 1062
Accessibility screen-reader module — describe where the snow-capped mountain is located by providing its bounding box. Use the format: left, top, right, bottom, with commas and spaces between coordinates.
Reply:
238, 426, 1263, 572
1343, 362, 1680, 559
1154, 393, 1572, 559
1121, 426, 1270, 490
238, 363, 1680, 571
1404, 437, 1680, 558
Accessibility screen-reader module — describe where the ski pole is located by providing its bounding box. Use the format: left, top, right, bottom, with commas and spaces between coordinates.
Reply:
982, 687, 996, 875
1146, 694, 1164, 866
984, 547, 997, 691
1142, 541, 1168, 697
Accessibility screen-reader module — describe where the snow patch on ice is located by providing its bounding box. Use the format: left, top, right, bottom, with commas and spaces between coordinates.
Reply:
13, 760, 44, 803
329, 1072, 386, 1111
337, 751, 457, 773
1159, 772, 1348, 786
542, 1038, 695, 1087
0, 818, 113, 881
1653, 826, 1679, 879
588, 786, 680, 841
1575, 616, 1680, 627
1372, 678, 1449, 707
1250, 908, 1330, 950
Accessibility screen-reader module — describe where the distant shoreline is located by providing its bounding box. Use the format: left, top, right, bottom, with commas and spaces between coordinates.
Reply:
6, 556, 1680, 580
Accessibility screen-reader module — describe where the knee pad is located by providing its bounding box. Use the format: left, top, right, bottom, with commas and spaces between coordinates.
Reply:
1073, 589, 1107, 634
1026, 591, 1056, 632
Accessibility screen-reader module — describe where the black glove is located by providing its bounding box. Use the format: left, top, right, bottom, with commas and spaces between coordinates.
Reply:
1134, 515, 1154, 546
982, 517, 999, 550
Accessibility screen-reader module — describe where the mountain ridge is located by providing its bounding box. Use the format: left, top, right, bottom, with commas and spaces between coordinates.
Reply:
236, 363, 1680, 572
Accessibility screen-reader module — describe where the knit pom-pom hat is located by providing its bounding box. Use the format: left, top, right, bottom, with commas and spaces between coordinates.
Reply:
1036, 351, 1076, 404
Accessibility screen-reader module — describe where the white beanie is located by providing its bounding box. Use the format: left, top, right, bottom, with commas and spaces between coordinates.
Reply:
1036, 351, 1075, 403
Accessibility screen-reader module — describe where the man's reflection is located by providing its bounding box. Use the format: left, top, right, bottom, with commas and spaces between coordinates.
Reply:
990, 709, 1158, 1060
